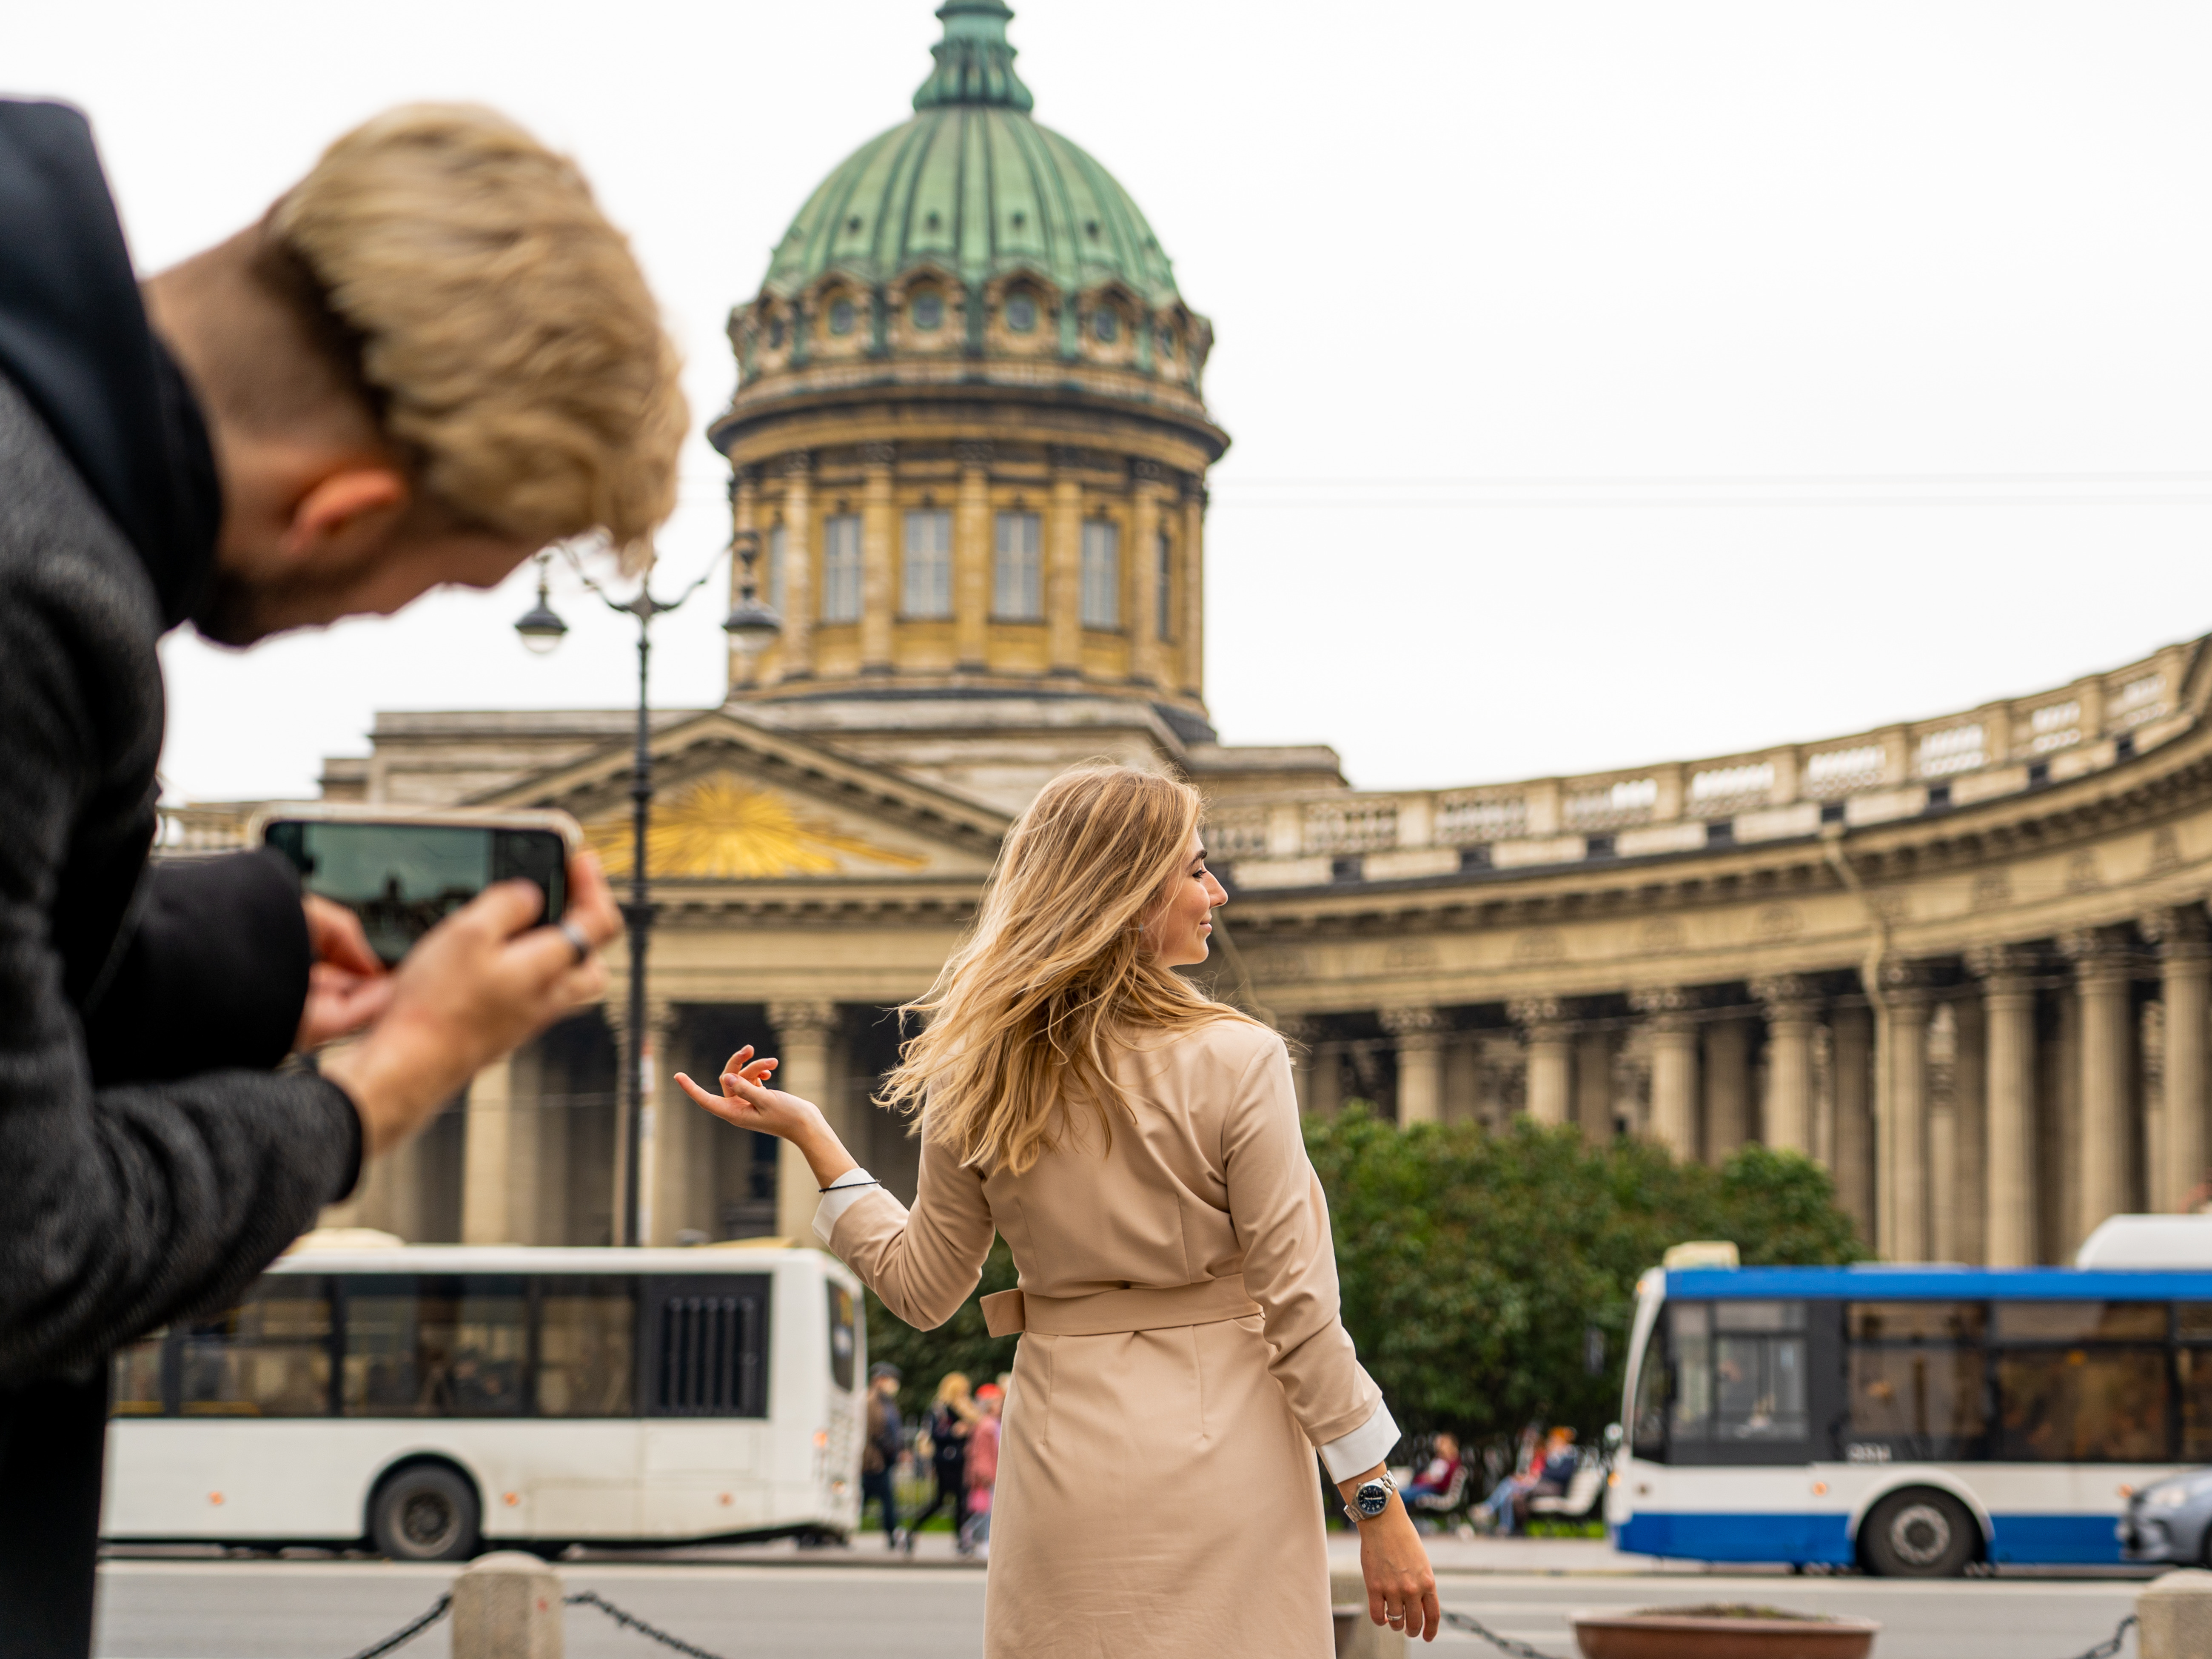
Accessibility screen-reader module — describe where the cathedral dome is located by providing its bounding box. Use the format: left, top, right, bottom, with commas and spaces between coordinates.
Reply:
714, 0, 1215, 420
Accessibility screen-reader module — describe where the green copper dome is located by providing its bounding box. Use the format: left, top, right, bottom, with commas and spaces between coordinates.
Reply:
759, 0, 1181, 308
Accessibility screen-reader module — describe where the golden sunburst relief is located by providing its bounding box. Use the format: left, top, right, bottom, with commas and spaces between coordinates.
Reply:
586, 776, 929, 879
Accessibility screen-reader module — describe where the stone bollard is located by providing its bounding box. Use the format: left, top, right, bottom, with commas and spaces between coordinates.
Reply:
450, 1551, 564, 1659
2139, 1569, 2212, 1659
1330, 1567, 1407, 1659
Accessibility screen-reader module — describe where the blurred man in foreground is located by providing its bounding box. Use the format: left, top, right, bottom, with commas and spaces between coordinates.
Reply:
0, 100, 686, 1656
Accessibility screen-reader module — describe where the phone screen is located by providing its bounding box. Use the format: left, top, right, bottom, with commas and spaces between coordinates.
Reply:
263, 820, 569, 966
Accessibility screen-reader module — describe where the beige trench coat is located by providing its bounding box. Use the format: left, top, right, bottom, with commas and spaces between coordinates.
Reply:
827, 1018, 1385, 1658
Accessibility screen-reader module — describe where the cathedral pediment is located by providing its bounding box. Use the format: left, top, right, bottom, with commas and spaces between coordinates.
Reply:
470, 705, 1006, 880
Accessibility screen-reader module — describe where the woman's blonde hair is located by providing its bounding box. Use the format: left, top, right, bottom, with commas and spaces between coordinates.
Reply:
878, 764, 1254, 1176
934, 1372, 972, 1407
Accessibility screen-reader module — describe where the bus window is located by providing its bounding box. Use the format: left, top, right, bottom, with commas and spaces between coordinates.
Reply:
1846, 1301, 1987, 1459
1713, 1302, 1807, 1442
1670, 1304, 1713, 1442
538, 1278, 635, 1417
827, 1283, 857, 1393
1630, 1327, 1668, 1457
180, 1280, 331, 1418
342, 1277, 527, 1418
112, 1331, 166, 1417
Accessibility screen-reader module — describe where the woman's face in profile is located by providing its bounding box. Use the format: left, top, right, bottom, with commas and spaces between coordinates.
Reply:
1146, 832, 1228, 968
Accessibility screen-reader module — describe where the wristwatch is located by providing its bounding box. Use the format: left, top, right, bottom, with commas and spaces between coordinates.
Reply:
1343, 1471, 1397, 1525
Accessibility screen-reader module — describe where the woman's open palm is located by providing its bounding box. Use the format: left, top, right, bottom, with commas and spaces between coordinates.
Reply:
674, 1046, 814, 1139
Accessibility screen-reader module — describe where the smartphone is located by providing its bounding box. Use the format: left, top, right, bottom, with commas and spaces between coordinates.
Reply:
253, 806, 583, 966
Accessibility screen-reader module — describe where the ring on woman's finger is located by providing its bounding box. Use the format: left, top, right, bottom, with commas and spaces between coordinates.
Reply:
557, 919, 593, 964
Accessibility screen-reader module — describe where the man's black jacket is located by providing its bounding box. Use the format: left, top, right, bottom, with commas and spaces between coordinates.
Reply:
0, 100, 360, 1386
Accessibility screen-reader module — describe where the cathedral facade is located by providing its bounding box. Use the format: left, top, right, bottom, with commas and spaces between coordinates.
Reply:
171, 1, 2212, 1266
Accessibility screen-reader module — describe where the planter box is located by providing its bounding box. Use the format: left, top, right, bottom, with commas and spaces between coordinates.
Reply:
1571, 1607, 1879, 1659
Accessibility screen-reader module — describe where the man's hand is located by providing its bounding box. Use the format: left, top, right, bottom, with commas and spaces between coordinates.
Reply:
294, 895, 392, 1051
321, 852, 620, 1158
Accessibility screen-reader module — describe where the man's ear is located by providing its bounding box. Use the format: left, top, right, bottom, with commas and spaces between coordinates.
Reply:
281, 466, 411, 559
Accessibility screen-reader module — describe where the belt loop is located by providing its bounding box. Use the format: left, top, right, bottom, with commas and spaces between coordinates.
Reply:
981, 1288, 1027, 1337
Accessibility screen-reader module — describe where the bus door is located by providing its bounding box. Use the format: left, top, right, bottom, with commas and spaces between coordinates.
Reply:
636, 1274, 772, 1535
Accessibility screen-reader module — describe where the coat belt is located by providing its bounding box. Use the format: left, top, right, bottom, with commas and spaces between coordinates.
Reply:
979, 1274, 1260, 1338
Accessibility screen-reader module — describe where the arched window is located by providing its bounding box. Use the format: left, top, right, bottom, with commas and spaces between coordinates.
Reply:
1092, 308, 1120, 344
903, 509, 952, 618
827, 297, 857, 337
822, 513, 863, 621
1004, 292, 1038, 334
994, 511, 1043, 619
1156, 528, 1174, 641
1080, 519, 1120, 630
910, 291, 944, 331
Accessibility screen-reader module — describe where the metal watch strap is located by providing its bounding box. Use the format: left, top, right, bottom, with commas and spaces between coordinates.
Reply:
1342, 1470, 1397, 1525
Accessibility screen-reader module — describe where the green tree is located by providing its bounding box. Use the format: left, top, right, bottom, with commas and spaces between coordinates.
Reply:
865, 1238, 1020, 1420
1307, 1107, 1864, 1444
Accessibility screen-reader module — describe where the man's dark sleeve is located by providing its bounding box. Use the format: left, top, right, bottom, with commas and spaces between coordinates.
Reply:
0, 582, 362, 1387
83, 847, 316, 1086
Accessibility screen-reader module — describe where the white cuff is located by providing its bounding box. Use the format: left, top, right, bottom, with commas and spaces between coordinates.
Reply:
810, 1167, 878, 1247
1318, 1401, 1402, 1482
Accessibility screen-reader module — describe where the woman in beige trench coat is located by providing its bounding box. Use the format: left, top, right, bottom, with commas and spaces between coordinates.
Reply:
678, 765, 1437, 1656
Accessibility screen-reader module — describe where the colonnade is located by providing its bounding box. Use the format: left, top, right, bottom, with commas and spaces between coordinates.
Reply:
1281, 903, 2212, 1264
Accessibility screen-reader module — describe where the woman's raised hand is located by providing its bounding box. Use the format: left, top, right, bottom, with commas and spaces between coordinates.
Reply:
674, 1045, 859, 1188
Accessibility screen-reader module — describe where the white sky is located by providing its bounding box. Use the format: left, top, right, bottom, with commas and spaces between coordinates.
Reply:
14, 1, 2212, 800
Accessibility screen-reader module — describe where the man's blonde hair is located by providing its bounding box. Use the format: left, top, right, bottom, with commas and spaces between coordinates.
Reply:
269, 104, 684, 569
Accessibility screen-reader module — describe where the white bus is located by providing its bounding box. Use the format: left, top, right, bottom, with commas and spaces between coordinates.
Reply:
101, 1240, 864, 1559
1606, 1230, 2212, 1573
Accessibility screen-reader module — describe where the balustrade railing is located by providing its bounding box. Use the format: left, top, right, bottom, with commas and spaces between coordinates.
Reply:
1207, 639, 2198, 885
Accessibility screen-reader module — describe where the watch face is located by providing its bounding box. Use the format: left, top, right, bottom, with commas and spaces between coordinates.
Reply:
1357, 1481, 1391, 1517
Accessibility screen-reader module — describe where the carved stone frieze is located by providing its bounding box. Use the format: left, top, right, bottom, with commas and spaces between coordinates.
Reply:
857, 442, 897, 468
953, 439, 995, 469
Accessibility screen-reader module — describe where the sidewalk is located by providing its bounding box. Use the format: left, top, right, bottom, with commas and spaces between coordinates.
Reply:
1325, 1532, 1707, 1576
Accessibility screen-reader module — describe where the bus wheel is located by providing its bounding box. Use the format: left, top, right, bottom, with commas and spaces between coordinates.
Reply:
369, 1465, 480, 1562
1860, 1488, 1976, 1577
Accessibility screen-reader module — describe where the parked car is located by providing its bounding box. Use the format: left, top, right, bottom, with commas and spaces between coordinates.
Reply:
2119, 1469, 2212, 1566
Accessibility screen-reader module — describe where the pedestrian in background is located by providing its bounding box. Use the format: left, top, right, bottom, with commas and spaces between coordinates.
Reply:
678, 765, 1439, 1653
905, 1370, 976, 1552
860, 1362, 906, 1548
960, 1381, 1003, 1558
0, 97, 673, 1658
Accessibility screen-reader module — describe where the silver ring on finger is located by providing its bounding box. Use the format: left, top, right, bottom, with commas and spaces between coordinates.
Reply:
557, 919, 593, 964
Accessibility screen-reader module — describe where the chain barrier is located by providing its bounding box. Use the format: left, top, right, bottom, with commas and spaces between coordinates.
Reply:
564, 1589, 734, 1659
1440, 1609, 1566, 1659
2069, 1612, 2137, 1659
1441, 1606, 2139, 1659
336, 1593, 449, 1659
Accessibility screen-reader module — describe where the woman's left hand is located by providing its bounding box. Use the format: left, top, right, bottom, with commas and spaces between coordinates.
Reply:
1353, 1496, 1440, 1640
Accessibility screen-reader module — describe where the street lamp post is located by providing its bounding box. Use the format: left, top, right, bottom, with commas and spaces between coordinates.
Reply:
516, 532, 780, 1245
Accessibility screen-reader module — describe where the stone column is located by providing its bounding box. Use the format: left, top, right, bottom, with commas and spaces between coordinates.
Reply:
858, 443, 897, 674
768, 1001, 840, 1242
1927, 1004, 1960, 1263
1382, 1008, 1448, 1126
1832, 999, 1876, 1243
1573, 1027, 1617, 1143
644, 1003, 717, 1247
1632, 989, 1701, 1159
1703, 1015, 1753, 1164
2063, 926, 2138, 1247
1309, 1043, 1344, 1118
2146, 907, 2212, 1213
726, 466, 761, 693
1752, 976, 1820, 1156
1878, 962, 1934, 1262
1129, 461, 1166, 687
775, 452, 814, 681
1949, 992, 1987, 1263
1967, 945, 2040, 1266
1046, 446, 1083, 676
461, 1043, 544, 1246
1445, 1036, 1484, 1126
1509, 998, 1573, 1128
953, 441, 993, 671
1277, 1017, 1320, 1115
1179, 479, 1207, 698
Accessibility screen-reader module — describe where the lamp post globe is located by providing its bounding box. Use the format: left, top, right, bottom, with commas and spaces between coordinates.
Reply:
513, 557, 568, 654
